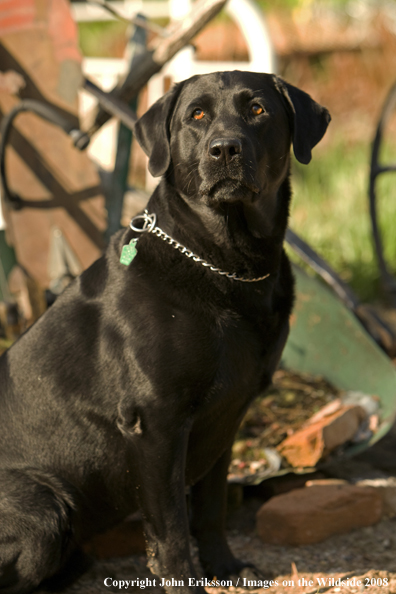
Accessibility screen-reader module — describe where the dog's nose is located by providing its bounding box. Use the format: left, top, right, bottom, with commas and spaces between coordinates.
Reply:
208, 138, 242, 164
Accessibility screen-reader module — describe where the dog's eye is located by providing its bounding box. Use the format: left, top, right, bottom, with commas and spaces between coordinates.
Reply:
251, 104, 264, 116
192, 108, 205, 120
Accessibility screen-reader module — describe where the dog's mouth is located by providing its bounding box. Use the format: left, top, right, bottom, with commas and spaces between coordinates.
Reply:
200, 178, 260, 206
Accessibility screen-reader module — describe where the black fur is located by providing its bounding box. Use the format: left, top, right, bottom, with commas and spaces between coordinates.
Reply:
0, 71, 330, 593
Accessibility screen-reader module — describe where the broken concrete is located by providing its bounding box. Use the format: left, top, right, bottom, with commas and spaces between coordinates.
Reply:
277, 401, 367, 467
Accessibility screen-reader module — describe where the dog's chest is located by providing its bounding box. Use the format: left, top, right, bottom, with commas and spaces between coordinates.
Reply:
173, 310, 275, 475
161, 292, 288, 480
160, 302, 272, 391
210, 314, 268, 391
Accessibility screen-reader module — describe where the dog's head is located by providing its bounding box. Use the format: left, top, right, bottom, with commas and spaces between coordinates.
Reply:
135, 71, 330, 210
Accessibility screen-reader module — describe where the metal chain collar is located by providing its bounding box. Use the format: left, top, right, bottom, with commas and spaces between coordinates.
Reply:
128, 210, 270, 283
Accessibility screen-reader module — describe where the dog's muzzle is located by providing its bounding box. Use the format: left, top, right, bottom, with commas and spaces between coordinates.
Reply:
199, 136, 260, 203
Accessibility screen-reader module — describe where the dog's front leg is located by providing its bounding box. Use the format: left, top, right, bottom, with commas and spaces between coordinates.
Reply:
122, 414, 204, 594
190, 447, 259, 582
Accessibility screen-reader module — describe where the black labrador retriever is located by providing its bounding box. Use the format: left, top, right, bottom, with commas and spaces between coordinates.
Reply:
0, 71, 330, 593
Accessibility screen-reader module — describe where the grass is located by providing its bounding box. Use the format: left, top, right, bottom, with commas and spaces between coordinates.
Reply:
78, 21, 129, 57
288, 137, 396, 302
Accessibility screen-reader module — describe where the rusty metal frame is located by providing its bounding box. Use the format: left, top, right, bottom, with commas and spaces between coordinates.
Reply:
369, 80, 396, 304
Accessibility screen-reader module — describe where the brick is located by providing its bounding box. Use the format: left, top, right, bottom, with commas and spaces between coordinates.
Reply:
277, 403, 367, 467
256, 483, 382, 545
357, 478, 396, 517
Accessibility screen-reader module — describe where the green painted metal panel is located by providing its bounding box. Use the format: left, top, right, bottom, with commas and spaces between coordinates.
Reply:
282, 265, 396, 448
0, 230, 16, 301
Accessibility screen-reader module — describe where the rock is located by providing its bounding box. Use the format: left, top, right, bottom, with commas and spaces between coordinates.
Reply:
357, 477, 396, 517
355, 421, 396, 472
305, 478, 347, 487
342, 391, 379, 416
277, 403, 367, 467
83, 517, 146, 559
256, 483, 382, 545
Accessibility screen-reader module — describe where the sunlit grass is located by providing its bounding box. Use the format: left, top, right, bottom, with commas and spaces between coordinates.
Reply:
78, 21, 128, 57
289, 138, 396, 301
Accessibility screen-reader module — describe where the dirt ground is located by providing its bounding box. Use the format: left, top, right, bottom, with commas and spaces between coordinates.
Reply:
41, 429, 396, 594
45, 499, 396, 594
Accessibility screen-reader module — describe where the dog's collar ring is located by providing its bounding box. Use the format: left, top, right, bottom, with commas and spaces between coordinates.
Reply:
130, 211, 157, 233
122, 210, 270, 283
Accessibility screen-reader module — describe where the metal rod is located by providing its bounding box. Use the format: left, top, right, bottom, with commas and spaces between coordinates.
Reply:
82, 0, 227, 138
88, 0, 168, 36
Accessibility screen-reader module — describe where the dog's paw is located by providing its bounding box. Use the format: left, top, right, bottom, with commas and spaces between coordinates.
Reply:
199, 541, 271, 588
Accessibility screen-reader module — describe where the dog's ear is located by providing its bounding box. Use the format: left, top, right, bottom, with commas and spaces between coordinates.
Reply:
274, 76, 331, 165
134, 82, 183, 177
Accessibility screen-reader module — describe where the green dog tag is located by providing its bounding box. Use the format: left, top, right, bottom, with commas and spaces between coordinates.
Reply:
120, 239, 138, 266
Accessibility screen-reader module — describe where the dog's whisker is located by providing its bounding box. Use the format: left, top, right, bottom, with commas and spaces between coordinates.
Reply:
182, 165, 199, 193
